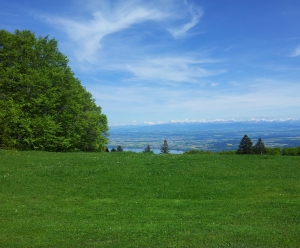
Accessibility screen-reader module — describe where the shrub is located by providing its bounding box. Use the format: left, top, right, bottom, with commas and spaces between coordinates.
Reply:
184, 149, 213, 155
282, 147, 300, 156
265, 147, 281, 155
218, 150, 237, 155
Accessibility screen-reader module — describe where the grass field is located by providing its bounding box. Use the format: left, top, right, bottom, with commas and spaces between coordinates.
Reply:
1, 150, 300, 247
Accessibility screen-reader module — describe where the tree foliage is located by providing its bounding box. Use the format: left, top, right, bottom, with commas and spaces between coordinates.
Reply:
237, 135, 253, 154
160, 140, 170, 154
0, 30, 108, 151
253, 138, 266, 155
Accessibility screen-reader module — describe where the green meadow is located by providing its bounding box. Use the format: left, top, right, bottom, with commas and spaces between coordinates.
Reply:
1, 150, 299, 247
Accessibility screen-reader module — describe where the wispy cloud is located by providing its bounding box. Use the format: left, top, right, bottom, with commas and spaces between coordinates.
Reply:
38, 0, 211, 85
126, 57, 226, 83
291, 46, 300, 57
167, 2, 203, 39
88, 77, 300, 123
43, 2, 165, 62
41, 0, 202, 63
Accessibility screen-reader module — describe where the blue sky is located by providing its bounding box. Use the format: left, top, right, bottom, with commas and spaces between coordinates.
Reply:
1, 0, 300, 125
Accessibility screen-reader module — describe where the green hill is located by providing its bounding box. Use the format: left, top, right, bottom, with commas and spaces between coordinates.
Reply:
1, 150, 299, 247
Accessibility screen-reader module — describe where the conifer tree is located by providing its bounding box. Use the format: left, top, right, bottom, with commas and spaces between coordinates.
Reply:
144, 145, 151, 152
237, 135, 253, 154
253, 138, 266, 155
117, 145, 123, 152
160, 140, 170, 154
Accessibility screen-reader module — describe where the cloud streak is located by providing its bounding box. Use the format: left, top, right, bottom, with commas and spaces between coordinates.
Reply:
42, 0, 202, 63
88, 77, 300, 124
44, 4, 165, 61
167, 3, 203, 38
291, 46, 300, 57
126, 57, 226, 83
39, 0, 214, 86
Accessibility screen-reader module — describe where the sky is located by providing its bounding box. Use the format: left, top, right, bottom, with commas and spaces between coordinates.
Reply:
1, 0, 300, 126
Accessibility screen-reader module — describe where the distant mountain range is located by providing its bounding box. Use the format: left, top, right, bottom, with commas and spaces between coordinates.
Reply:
110, 118, 300, 128
108, 119, 300, 152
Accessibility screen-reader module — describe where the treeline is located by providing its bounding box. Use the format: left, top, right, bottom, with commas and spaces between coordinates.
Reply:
184, 147, 300, 156
106, 140, 169, 154
185, 135, 300, 156
109, 136, 300, 156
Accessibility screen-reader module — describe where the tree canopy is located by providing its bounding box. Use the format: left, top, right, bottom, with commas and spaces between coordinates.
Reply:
0, 29, 108, 151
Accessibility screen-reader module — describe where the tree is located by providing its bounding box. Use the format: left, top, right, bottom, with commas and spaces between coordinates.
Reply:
117, 145, 123, 152
0, 29, 108, 151
111, 148, 116, 152
160, 140, 170, 154
253, 138, 266, 155
237, 135, 253, 154
144, 145, 151, 153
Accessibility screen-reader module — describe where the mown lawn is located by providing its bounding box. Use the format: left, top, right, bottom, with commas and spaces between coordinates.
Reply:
0, 150, 300, 247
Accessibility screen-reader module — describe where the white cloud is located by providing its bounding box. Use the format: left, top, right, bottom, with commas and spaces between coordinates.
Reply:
42, 0, 202, 63
291, 46, 300, 57
38, 0, 210, 85
126, 57, 226, 83
43, 1, 166, 62
89, 77, 300, 123
167, 3, 203, 38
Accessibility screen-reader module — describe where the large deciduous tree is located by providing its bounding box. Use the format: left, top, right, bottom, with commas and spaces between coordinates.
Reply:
0, 29, 108, 151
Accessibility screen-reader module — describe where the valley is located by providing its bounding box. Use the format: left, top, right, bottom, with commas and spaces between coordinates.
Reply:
108, 120, 300, 152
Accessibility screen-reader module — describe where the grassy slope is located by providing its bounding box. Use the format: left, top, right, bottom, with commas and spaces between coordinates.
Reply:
0, 150, 299, 247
